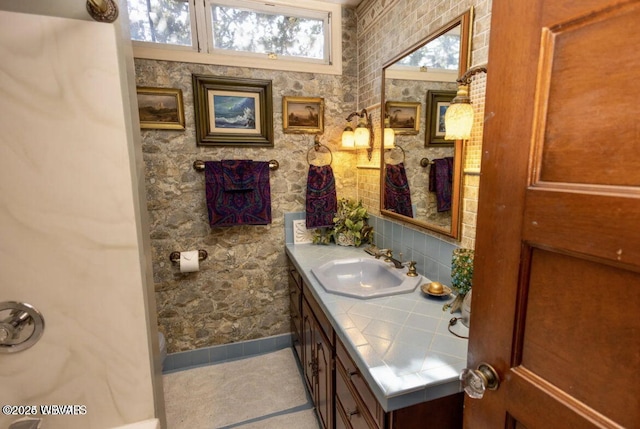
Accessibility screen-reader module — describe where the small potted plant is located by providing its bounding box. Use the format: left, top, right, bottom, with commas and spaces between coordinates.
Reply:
312, 198, 373, 246
444, 248, 474, 312
332, 198, 373, 246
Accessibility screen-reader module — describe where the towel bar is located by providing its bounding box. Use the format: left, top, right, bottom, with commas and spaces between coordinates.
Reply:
420, 158, 434, 167
169, 250, 208, 263
193, 159, 279, 172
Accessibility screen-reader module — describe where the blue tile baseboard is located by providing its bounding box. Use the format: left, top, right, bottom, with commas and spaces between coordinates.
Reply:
162, 333, 293, 373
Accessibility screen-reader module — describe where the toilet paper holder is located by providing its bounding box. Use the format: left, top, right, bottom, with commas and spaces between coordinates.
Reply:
169, 250, 208, 264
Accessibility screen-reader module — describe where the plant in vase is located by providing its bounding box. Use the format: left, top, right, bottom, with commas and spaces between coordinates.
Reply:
312, 198, 373, 246
445, 248, 474, 312
333, 198, 373, 247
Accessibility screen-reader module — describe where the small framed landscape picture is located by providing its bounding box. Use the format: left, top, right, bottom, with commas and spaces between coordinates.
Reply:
282, 96, 324, 134
385, 101, 421, 135
136, 87, 185, 130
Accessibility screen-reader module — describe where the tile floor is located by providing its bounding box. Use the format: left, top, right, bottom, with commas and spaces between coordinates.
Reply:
163, 348, 321, 429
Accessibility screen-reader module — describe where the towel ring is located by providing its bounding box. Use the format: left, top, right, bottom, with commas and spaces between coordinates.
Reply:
307, 136, 333, 166
384, 145, 405, 165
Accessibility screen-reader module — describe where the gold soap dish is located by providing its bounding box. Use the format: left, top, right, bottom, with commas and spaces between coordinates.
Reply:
421, 282, 452, 297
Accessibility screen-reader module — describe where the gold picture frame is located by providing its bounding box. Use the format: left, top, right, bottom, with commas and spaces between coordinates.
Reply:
282, 96, 324, 134
385, 101, 421, 135
136, 87, 185, 130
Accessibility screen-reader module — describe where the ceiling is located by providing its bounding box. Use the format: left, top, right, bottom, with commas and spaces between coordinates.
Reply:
316, 0, 364, 7
0, 0, 366, 21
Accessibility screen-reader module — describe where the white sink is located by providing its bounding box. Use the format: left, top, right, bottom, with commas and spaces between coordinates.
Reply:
311, 257, 421, 299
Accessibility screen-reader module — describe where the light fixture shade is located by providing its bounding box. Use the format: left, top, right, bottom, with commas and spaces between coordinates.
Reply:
383, 117, 395, 148
383, 127, 395, 148
444, 102, 474, 140
354, 125, 370, 147
341, 126, 355, 148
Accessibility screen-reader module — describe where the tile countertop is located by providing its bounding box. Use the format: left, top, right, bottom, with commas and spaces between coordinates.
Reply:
285, 243, 469, 412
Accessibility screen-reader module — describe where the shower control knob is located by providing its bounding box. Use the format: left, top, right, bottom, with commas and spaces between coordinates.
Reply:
460, 363, 500, 399
0, 302, 45, 354
0, 326, 9, 342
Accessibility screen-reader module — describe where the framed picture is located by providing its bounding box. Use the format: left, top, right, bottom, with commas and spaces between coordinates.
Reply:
385, 101, 421, 135
282, 96, 324, 134
192, 75, 274, 147
136, 87, 185, 130
425, 90, 456, 146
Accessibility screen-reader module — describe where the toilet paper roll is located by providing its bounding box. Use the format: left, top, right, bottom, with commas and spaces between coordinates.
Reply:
179, 250, 200, 273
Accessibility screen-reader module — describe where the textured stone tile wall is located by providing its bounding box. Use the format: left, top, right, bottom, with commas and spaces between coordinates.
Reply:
356, 0, 492, 248
135, 9, 358, 353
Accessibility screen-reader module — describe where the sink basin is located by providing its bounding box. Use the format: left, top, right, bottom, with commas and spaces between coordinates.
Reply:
311, 257, 421, 298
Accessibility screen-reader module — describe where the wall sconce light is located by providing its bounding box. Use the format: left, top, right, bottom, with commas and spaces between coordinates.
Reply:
341, 109, 374, 160
444, 65, 488, 141
383, 116, 395, 149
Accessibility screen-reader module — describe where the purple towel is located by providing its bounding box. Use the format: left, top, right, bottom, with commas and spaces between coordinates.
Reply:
384, 163, 413, 217
429, 157, 453, 212
306, 165, 337, 229
204, 161, 271, 227
222, 160, 255, 191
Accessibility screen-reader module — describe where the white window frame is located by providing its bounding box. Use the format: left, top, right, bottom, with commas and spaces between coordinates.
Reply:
132, 0, 342, 75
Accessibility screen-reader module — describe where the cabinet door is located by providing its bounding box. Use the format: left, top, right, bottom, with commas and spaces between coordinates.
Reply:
302, 299, 316, 394
315, 327, 334, 429
289, 266, 303, 361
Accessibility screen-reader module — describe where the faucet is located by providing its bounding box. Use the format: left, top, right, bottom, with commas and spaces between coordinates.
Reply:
365, 246, 418, 276
373, 249, 404, 269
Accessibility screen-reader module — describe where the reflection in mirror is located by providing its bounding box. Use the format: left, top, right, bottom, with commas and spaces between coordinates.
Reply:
380, 9, 472, 239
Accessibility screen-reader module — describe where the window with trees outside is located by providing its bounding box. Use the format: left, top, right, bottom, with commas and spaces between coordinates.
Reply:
128, 0, 342, 75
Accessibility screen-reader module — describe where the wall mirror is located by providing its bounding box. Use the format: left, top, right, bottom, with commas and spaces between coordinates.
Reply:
380, 9, 473, 239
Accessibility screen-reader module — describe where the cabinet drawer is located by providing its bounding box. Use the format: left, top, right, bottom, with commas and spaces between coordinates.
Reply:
336, 363, 378, 429
337, 339, 384, 428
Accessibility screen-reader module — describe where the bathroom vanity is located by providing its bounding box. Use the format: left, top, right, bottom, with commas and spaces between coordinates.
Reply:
286, 243, 468, 429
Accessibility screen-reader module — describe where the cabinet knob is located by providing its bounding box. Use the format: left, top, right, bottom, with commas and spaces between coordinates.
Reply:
348, 368, 358, 379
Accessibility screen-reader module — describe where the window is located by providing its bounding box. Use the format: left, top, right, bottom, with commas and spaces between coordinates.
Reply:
128, 0, 195, 49
397, 33, 460, 70
128, 0, 342, 75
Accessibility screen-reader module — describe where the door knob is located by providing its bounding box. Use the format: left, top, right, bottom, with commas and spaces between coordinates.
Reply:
460, 363, 500, 399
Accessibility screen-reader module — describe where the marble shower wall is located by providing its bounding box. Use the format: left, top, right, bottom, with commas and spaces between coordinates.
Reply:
135, 9, 358, 353
0, 11, 157, 429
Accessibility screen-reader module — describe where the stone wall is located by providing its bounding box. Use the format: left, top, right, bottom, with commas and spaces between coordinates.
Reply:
135, 9, 358, 353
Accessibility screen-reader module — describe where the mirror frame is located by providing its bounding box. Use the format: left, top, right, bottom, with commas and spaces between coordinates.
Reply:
379, 9, 473, 240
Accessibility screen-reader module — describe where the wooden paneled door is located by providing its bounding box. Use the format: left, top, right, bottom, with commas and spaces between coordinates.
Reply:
465, 0, 640, 428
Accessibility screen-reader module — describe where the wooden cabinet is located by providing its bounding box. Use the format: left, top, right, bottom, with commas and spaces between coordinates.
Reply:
303, 297, 333, 429
287, 256, 462, 429
296, 272, 335, 429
